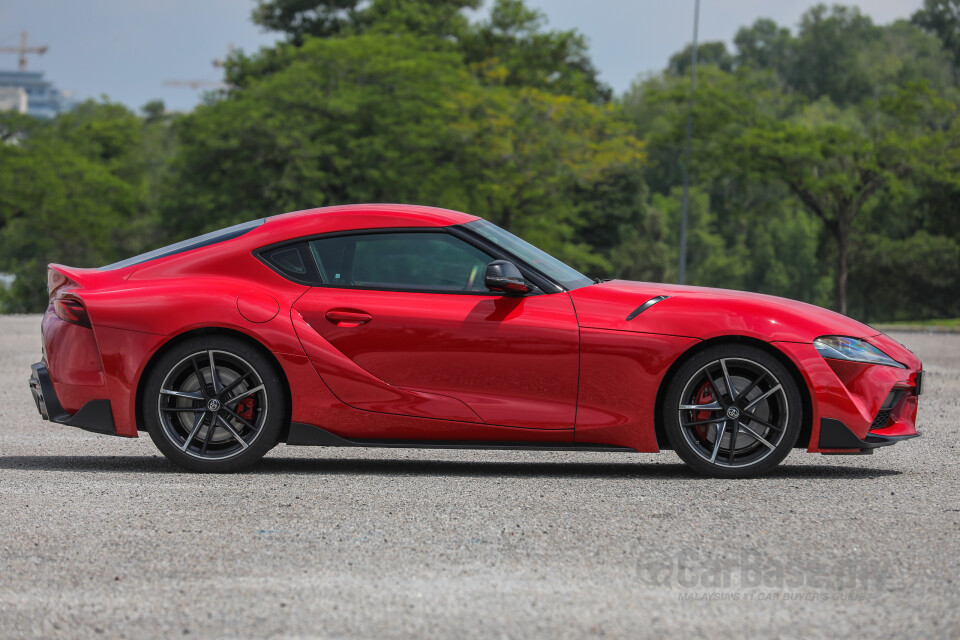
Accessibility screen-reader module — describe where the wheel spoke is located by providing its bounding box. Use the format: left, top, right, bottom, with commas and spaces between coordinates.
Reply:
224, 384, 265, 406
190, 356, 207, 397
180, 411, 208, 452
160, 406, 205, 413
741, 410, 784, 433
705, 367, 727, 407
216, 414, 249, 449
681, 416, 728, 428
221, 405, 257, 432
743, 384, 782, 412
208, 351, 222, 394
200, 413, 216, 456
219, 371, 253, 398
679, 400, 722, 411
720, 359, 737, 402
709, 422, 727, 464
727, 419, 739, 464
160, 389, 204, 401
735, 373, 766, 406
738, 422, 776, 450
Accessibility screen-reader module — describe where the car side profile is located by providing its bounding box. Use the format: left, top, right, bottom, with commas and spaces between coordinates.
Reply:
29, 204, 922, 477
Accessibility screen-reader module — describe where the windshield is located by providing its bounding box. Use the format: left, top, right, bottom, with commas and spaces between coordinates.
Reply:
462, 219, 593, 291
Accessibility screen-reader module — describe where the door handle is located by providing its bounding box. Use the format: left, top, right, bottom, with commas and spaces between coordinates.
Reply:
325, 310, 372, 327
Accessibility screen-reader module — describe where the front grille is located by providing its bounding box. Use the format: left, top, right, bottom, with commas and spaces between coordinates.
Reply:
871, 409, 892, 430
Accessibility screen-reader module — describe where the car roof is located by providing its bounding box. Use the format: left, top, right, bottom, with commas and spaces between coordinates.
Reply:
263, 204, 479, 239
102, 204, 483, 278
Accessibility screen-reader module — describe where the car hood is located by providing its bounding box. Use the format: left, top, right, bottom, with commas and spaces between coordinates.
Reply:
568, 280, 880, 343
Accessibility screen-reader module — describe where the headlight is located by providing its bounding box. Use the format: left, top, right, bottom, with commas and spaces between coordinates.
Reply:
813, 336, 905, 368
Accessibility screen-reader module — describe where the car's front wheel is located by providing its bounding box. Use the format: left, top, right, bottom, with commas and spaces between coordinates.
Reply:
663, 344, 802, 478
144, 336, 286, 473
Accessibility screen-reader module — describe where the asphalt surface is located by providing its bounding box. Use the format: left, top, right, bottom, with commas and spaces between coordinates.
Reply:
0, 314, 957, 639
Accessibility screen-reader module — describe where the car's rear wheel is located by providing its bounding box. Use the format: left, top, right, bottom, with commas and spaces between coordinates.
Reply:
144, 336, 285, 473
663, 344, 802, 478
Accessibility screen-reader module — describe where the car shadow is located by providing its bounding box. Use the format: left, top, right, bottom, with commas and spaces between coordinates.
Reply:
0, 454, 904, 480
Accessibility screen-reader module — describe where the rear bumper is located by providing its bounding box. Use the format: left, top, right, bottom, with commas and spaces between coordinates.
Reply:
29, 362, 116, 436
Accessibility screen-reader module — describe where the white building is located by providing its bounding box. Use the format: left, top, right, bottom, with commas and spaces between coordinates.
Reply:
0, 86, 28, 114
0, 70, 74, 118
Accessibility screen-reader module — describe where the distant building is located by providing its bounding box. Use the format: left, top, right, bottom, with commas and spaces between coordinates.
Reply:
0, 86, 27, 114
0, 70, 74, 118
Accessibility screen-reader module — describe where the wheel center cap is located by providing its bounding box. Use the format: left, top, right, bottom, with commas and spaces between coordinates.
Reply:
207, 398, 221, 412
726, 406, 740, 420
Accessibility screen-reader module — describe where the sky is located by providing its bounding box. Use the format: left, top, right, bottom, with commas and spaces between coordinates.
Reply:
0, 0, 926, 113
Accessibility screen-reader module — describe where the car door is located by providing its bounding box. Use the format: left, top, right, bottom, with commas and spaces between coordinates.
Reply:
288, 229, 580, 430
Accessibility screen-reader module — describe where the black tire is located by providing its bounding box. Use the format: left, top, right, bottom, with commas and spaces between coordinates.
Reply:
662, 344, 802, 478
144, 335, 286, 473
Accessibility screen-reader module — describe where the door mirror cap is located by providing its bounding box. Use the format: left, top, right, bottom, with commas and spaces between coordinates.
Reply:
484, 260, 530, 294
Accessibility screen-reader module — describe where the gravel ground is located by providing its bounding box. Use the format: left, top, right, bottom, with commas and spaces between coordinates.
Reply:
0, 314, 957, 639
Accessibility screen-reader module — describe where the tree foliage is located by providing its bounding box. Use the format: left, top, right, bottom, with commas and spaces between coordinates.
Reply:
626, 5, 960, 318
0, 103, 156, 311
2, 1, 960, 322
164, 33, 641, 272
913, 0, 960, 73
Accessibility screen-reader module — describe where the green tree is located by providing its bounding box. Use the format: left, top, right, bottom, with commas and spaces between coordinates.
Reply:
454, 86, 643, 270
460, 0, 610, 102
789, 4, 881, 105
252, 0, 369, 42
0, 102, 147, 311
165, 35, 478, 237
734, 18, 794, 78
716, 82, 956, 314
163, 34, 641, 271
668, 41, 734, 77
912, 0, 960, 73
246, 0, 609, 102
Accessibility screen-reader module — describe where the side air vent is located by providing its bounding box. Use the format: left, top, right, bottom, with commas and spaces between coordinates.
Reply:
626, 295, 669, 321
870, 389, 903, 431
870, 409, 892, 430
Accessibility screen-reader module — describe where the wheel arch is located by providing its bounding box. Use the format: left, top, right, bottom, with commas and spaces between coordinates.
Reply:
134, 327, 293, 442
653, 335, 813, 451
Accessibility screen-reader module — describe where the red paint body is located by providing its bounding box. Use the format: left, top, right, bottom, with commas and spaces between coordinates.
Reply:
37, 204, 921, 454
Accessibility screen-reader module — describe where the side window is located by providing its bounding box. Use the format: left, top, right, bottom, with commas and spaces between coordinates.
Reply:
308, 232, 492, 292
261, 244, 316, 282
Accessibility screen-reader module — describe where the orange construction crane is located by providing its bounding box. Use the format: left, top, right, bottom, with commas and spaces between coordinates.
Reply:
162, 79, 226, 90
0, 31, 48, 71
164, 44, 232, 90
211, 43, 235, 69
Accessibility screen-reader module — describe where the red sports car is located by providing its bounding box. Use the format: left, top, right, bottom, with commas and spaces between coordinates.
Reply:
28, 204, 922, 477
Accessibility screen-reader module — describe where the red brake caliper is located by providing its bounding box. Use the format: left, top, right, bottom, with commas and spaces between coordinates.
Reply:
237, 397, 257, 422
692, 382, 714, 442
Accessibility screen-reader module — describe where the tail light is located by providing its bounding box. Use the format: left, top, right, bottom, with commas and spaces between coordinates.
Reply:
53, 298, 91, 327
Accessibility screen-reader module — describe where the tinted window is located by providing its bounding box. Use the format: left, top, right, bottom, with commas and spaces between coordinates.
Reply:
100, 219, 265, 270
309, 232, 492, 292
262, 245, 311, 281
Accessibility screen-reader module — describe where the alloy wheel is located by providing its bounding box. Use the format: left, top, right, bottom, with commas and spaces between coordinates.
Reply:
676, 357, 790, 469
157, 349, 269, 460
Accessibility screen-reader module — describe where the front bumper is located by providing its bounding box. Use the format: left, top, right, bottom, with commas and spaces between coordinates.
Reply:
29, 362, 116, 435
775, 338, 921, 453
818, 418, 919, 454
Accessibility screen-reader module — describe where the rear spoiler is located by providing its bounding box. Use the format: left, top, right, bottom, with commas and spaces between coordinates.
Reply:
47, 264, 129, 301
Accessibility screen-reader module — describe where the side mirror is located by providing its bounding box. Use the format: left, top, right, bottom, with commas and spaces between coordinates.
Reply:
484, 260, 530, 294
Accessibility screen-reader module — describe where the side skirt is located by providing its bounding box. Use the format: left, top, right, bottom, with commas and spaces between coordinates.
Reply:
285, 422, 637, 452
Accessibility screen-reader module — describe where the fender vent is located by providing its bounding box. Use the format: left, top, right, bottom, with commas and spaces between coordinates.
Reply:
626, 295, 669, 321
